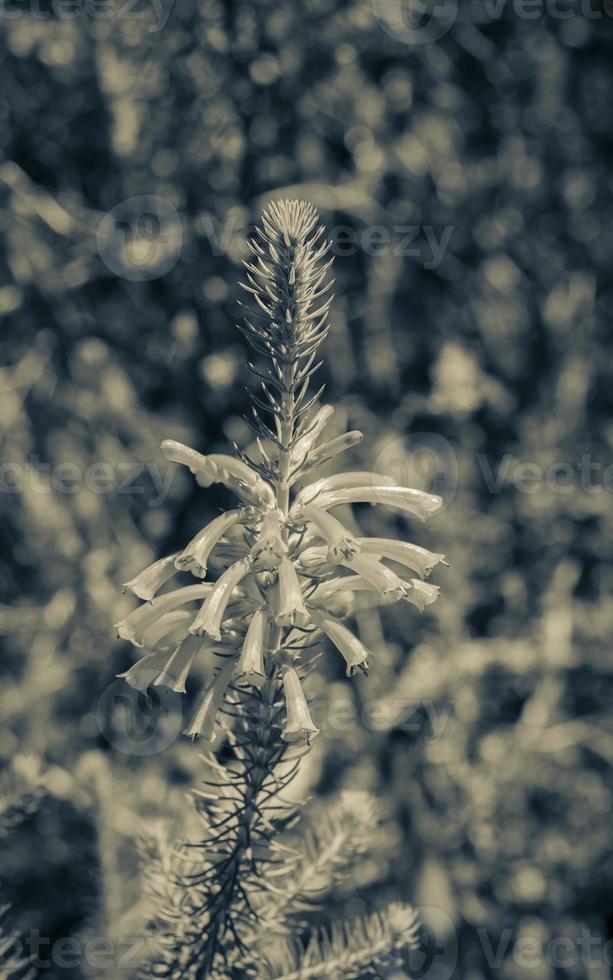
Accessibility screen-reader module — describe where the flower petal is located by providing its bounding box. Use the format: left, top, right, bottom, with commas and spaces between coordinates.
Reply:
307, 430, 363, 469
342, 554, 407, 601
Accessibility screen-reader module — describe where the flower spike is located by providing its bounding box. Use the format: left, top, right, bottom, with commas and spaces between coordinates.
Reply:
117, 200, 443, 764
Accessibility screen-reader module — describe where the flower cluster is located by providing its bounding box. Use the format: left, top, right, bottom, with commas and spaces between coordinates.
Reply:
116, 201, 444, 747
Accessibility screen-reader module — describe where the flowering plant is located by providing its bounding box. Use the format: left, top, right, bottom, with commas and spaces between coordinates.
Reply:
117, 200, 443, 977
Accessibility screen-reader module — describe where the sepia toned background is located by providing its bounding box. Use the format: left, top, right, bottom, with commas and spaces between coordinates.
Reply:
1, 1, 613, 976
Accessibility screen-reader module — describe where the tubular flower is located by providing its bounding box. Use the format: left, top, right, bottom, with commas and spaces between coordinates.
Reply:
289, 405, 335, 468
175, 509, 247, 579
293, 484, 442, 522
116, 201, 444, 749
117, 650, 173, 692
234, 607, 268, 686
161, 440, 274, 508
122, 552, 180, 601
141, 610, 193, 650
306, 430, 364, 470
274, 558, 310, 627
190, 558, 253, 640
280, 664, 319, 745
184, 655, 237, 741
310, 609, 369, 676
341, 554, 408, 601
153, 635, 204, 693
115, 584, 212, 646
295, 470, 397, 508
357, 538, 446, 579
298, 504, 360, 562
250, 508, 288, 569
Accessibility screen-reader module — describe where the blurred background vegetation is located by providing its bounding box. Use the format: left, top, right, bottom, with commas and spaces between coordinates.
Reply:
1, 0, 613, 976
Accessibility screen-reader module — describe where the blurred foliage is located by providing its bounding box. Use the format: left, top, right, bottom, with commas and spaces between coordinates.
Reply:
1, 0, 613, 977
